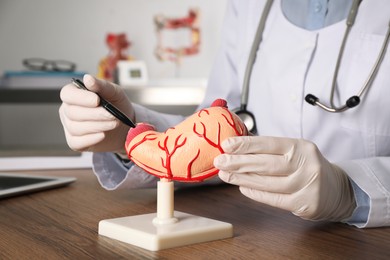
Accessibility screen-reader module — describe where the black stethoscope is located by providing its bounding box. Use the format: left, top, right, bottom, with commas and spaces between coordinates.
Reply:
234, 0, 390, 134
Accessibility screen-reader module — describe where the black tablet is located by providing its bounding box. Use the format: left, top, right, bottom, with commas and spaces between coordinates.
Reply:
0, 173, 76, 199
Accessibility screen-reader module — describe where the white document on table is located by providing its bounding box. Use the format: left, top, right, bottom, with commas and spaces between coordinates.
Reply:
0, 152, 92, 171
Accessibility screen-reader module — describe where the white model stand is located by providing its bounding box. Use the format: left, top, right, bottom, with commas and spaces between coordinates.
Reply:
99, 180, 233, 251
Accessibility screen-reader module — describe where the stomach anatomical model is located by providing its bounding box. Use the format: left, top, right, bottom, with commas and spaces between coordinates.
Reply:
125, 99, 248, 182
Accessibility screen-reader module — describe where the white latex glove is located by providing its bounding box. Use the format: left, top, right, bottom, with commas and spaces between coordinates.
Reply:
59, 74, 134, 153
214, 136, 356, 221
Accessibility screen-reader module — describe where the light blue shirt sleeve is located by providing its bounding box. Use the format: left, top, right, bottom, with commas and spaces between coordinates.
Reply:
347, 179, 370, 224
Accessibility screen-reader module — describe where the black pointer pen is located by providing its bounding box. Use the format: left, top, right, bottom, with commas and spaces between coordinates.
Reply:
71, 78, 136, 128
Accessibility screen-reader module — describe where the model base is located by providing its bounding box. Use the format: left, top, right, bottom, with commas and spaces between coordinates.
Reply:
98, 211, 233, 251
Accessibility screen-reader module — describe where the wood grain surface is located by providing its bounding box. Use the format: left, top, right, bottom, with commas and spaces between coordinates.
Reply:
0, 169, 389, 259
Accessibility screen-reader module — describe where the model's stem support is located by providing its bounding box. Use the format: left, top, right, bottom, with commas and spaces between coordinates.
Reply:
98, 177, 233, 251
153, 179, 178, 225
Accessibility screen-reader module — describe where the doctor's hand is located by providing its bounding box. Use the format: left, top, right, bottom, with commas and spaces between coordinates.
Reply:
59, 74, 134, 153
214, 136, 356, 221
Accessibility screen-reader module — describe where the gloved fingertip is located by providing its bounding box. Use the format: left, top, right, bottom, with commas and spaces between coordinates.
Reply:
241, 185, 258, 196
217, 170, 230, 182
221, 138, 235, 153
238, 186, 248, 194
213, 154, 226, 167
239, 186, 258, 201
83, 74, 96, 87
83, 73, 93, 81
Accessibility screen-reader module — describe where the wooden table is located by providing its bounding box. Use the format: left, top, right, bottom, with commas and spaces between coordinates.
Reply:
0, 169, 389, 259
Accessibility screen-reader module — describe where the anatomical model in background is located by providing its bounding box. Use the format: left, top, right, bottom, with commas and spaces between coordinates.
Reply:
154, 8, 200, 76
97, 33, 134, 82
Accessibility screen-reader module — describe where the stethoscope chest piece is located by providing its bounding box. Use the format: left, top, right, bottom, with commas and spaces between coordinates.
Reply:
233, 107, 257, 134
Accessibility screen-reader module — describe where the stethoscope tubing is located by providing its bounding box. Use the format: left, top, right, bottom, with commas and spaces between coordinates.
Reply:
238, 0, 390, 127
241, 0, 274, 110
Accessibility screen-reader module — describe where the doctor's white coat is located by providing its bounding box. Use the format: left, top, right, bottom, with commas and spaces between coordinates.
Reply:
93, 0, 390, 228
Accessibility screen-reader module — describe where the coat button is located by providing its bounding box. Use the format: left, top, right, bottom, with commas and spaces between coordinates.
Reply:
314, 2, 322, 13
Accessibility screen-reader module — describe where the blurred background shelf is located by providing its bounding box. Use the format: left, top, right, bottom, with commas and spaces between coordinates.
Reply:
0, 88, 61, 103
0, 83, 205, 159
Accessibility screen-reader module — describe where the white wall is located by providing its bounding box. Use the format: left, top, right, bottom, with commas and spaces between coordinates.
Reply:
0, 0, 227, 79
0, 0, 227, 153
